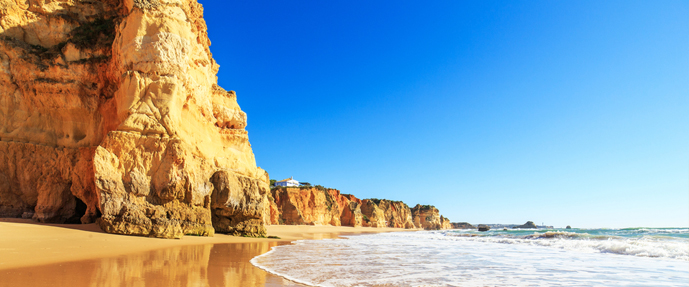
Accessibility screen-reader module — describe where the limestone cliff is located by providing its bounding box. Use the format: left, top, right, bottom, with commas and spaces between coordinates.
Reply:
440, 215, 451, 230
340, 199, 363, 227
411, 204, 451, 230
268, 187, 367, 227
269, 186, 371, 227
360, 199, 415, 228
0, 0, 268, 238
359, 199, 384, 227
270, 187, 341, 226
267, 187, 421, 229
0, 0, 120, 224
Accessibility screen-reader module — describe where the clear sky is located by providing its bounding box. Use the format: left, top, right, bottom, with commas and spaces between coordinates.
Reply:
201, 0, 688, 228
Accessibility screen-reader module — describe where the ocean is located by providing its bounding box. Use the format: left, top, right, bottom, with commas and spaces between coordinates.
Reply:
251, 228, 689, 286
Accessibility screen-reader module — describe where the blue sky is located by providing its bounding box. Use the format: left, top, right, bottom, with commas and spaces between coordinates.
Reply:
201, 0, 688, 228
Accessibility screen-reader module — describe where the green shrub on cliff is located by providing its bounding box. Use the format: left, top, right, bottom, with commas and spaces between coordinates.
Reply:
419, 205, 434, 211
367, 198, 382, 205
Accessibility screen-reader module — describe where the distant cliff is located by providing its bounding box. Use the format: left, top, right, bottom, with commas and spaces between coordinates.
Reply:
411, 205, 445, 230
450, 222, 476, 229
267, 187, 452, 230
269, 187, 342, 226
360, 199, 415, 228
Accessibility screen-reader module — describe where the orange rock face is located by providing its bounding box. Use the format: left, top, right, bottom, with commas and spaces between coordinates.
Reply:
411, 204, 451, 230
340, 200, 363, 227
378, 200, 416, 228
360, 199, 415, 228
270, 187, 341, 225
267, 189, 445, 230
0, 0, 269, 238
268, 187, 368, 227
440, 215, 452, 230
0, 0, 119, 224
360, 200, 386, 227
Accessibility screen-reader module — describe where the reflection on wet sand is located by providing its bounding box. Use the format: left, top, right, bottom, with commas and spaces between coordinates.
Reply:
1, 241, 312, 287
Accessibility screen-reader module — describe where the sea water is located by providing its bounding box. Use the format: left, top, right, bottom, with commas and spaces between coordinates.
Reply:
251, 228, 689, 286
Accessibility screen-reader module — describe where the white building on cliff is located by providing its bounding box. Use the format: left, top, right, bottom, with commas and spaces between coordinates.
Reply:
275, 177, 299, 187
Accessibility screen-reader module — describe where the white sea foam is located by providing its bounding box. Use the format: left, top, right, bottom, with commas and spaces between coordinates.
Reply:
251, 230, 689, 287
439, 230, 689, 261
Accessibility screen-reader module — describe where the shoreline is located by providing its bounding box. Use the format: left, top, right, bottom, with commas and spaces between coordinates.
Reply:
0, 218, 417, 286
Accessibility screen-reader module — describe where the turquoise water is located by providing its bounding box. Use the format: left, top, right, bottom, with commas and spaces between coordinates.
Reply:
455, 227, 688, 240
252, 228, 689, 286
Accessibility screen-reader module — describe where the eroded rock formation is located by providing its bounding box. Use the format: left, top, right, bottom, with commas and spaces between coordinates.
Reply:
440, 215, 451, 230
0, 0, 269, 238
411, 204, 447, 230
0, 0, 118, 224
270, 187, 342, 226
269, 187, 384, 228
267, 187, 431, 230
360, 199, 415, 228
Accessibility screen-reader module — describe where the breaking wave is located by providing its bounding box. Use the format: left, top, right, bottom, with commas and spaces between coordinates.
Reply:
441, 228, 689, 260
251, 229, 689, 286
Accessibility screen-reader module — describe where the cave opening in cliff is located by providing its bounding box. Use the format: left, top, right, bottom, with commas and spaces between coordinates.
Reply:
65, 196, 88, 224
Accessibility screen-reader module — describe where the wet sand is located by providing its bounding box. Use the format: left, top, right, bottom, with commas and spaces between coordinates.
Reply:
0, 218, 413, 286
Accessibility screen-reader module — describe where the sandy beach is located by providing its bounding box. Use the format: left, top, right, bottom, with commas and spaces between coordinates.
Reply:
0, 218, 411, 286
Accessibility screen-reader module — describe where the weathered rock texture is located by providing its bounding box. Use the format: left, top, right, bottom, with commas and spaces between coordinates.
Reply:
270, 187, 342, 226
0, 0, 269, 238
0, 0, 119, 224
269, 187, 374, 228
360, 199, 415, 228
440, 215, 451, 230
267, 187, 424, 229
411, 204, 448, 230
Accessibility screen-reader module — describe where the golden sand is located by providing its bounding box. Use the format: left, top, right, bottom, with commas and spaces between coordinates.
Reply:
0, 219, 412, 286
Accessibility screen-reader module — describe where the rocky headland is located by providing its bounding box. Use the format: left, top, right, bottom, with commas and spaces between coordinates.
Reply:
0, 0, 269, 238
268, 186, 452, 230
0, 0, 457, 238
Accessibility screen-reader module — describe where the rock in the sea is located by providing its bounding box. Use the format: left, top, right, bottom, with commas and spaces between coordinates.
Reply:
0, 0, 269, 238
513, 221, 538, 229
566, 225, 572, 229
411, 204, 450, 230
440, 215, 452, 230
450, 222, 476, 229
477, 224, 490, 232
